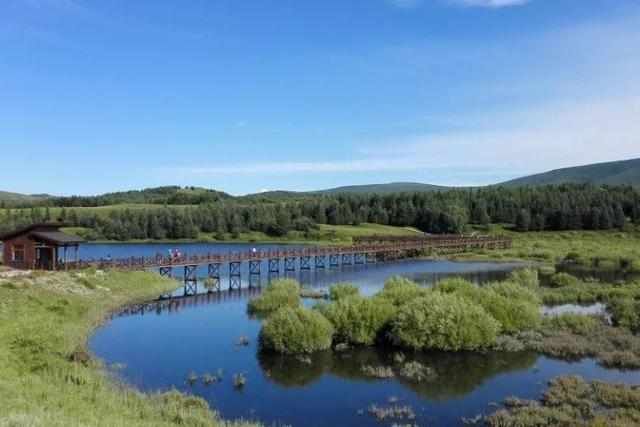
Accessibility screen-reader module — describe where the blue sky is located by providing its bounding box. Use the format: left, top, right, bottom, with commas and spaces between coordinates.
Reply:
1, 0, 639, 195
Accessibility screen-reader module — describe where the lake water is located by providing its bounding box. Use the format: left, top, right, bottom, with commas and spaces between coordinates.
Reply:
88, 243, 640, 427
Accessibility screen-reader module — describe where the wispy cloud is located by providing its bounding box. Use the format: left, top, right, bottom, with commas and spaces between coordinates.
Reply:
448, 0, 531, 8
172, 91, 639, 186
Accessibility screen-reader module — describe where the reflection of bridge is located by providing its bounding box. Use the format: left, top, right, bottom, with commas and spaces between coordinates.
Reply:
74, 235, 511, 293
112, 287, 262, 318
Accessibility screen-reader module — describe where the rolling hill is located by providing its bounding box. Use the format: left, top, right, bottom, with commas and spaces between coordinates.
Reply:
500, 158, 640, 187
0, 191, 51, 203
315, 182, 451, 194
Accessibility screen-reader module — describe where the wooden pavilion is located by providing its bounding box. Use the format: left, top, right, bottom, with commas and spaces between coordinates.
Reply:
0, 223, 84, 270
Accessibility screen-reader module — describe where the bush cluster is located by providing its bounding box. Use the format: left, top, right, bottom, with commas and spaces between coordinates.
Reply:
376, 276, 429, 306
549, 272, 580, 288
260, 306, 334, 354
247, 279, 300, 316
329, 283, 359, 301
317, 295, 394, 345
508, 268, 539, 289
435, 278, 541, 334
608, 298, 640, 333
390, 292, 501, 351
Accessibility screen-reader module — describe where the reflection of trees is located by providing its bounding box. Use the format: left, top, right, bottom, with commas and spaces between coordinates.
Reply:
397, 351, 539, 400
259, 347, 539, 400
258, 351, 332, 387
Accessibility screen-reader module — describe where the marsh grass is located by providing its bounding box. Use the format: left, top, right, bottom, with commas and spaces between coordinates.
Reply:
486, 376, 640, 426
0, 270, 259, 427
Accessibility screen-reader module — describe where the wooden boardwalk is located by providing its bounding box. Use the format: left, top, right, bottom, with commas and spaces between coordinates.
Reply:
66, 235, 510, 287
61, 234, 510, 298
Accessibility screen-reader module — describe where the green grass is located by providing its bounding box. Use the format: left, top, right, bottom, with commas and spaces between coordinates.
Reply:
458, 226, 640, 271
0, 270, 259, 427
59, 222, 420, 245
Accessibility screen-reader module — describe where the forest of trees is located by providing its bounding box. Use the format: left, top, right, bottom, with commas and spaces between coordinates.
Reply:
1, 184, 638, 241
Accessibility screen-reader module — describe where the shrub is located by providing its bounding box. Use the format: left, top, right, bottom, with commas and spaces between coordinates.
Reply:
390, 293, 500, 351
608, 299, 640, 333
377, 276, 428, 306
318, 295, 395, 345
542, 314, 600, 336
436, 279, 541, 333
260, 306, 334, 354
549, 272, 580, 288
487, 281, 541, 305
433, 277, 477, 295
479, 290, 541, 334
247, 279, 300, 316
329, 283, 359, 301
509, 268, 539, 289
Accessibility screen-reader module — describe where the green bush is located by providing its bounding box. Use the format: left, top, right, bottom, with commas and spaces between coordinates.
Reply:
260, 306, 334, 354
508, 268, 539, 289
376, 276, 428, 306
549, 272, 580, 288
247, 279, 300, 316
433, 277, 477, 295
542, 314, 600, 336
479, 291, 541, 334
390, 292, 500, 351
435, 278, 541, 333
608, 298, 640, 333
329, 283, 359, 301
318, 295, 395, 346
486, 281, 541, 305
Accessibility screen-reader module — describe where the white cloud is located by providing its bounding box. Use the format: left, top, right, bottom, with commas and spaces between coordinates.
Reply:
175, 94, 639, 185
449, 0, 530, 7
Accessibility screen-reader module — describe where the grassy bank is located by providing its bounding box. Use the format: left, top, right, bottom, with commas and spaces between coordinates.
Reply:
455, 226, 640, 271
64, 223, 422, 245
0, 270, 258, 427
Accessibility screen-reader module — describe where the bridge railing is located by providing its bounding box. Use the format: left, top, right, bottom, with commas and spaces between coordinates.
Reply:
59, 235, 511, 271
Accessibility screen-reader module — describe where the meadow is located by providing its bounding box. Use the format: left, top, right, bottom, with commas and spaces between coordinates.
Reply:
0, 270, 259, 427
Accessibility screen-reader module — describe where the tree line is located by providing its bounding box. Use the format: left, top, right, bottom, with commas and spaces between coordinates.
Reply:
1, 184, 638, 241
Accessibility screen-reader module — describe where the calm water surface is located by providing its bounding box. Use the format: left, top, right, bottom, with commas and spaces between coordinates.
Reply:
89, 243, 640, 427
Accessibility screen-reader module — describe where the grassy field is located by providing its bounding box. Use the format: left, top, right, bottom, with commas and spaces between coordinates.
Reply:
456, 225, 640, 272
0, 270, 258, 427
62, 223, 423, 245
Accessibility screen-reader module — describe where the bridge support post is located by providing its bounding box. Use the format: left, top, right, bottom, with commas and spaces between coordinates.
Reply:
184, 265, 198, 296
206, 263, 221, 292
208, 263, 220, 278
366, 253, 377, 264
355, 253, 365, 265
341, 254, 352, 266
300, 256, 311, 270
284, 257, 296, 272
229, 276, 241, 290
314, 255, 326, 269
159, 266, 173, 278
269, 258, 280, 274
229, 261, 241, 277
249, 260, 261, 275
249, 274, 261, 288
329, 254, 339, 268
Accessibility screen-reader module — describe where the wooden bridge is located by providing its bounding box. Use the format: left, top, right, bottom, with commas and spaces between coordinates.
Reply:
67, 235, 511, 294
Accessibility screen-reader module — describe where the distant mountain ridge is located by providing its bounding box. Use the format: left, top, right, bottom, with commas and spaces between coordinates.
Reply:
2, 158, 639, 202
316, 182, 451, 194
499, 158, 640, 187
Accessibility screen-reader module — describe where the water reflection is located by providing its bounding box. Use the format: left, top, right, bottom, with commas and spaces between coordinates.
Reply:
90, 257, 640, 427
259, 348, 538, 401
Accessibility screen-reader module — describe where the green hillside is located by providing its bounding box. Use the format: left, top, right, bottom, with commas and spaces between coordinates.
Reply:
317, 182, 451, 194
0, 191, 50, 203
500, 158, 640, 187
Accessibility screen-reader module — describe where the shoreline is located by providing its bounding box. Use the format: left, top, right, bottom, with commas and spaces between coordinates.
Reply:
0, 269, 260, 427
